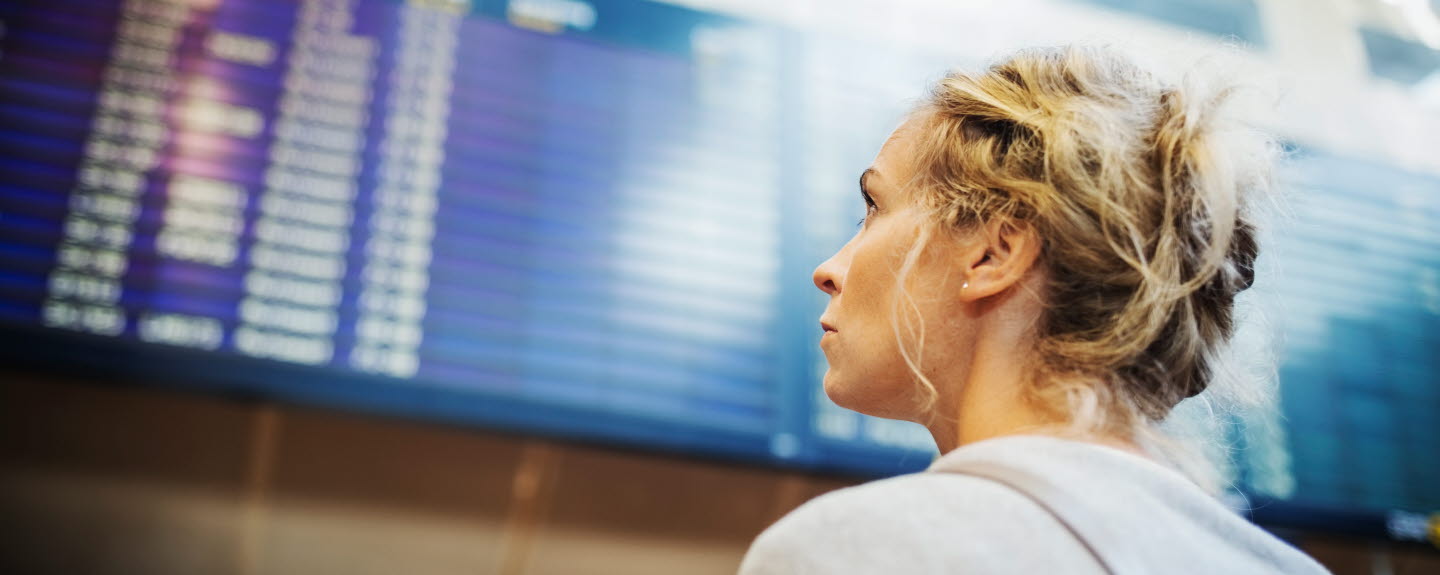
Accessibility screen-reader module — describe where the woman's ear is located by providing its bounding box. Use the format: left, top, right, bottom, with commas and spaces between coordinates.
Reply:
957, 220, 1042, 301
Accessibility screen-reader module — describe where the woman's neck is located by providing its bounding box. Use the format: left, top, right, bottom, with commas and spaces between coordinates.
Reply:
925, 356, 1056, 454
921, 303, 1146, 459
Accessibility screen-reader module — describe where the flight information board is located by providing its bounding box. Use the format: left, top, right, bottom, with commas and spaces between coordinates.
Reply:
0, 0, 1435, 539
0, 0, 808, 456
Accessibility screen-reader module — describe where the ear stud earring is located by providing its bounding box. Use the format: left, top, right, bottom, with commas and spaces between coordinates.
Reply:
962, 282, 969, 290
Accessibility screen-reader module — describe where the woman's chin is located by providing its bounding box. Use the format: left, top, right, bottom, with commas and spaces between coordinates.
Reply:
820, 369, 844, 402
821, 370, 856, 405
821, 370, 874, 414
822, 370, 919, 421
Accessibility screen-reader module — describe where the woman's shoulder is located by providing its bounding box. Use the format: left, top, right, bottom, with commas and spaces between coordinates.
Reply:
739, 471, 1102, 574
776, 471, 1037, 526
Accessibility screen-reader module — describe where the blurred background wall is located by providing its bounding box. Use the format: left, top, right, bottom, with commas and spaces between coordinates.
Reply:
2, 0, 1439, 573
0, 372, 849, 575
4, 373, 1439, 575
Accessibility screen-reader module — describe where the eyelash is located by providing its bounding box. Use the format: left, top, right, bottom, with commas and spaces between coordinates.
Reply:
857, 193, 877, 228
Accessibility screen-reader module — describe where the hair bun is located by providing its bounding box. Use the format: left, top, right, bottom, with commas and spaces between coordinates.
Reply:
915, 45, 1277, 419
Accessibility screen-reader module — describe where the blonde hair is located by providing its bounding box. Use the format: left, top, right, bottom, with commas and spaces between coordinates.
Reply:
897, 46, 1278, 495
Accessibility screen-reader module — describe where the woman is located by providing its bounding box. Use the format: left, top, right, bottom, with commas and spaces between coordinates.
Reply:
739, 46, 1331, 574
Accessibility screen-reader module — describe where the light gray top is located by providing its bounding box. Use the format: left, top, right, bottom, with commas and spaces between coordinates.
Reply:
739, 434, 1332, 574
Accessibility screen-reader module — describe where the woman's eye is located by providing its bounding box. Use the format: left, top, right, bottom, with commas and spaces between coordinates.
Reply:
856, 176, 878, 228
855, 204, 877, 228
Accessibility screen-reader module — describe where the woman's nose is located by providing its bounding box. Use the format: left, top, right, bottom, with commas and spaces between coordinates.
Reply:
813, 256, 841, 296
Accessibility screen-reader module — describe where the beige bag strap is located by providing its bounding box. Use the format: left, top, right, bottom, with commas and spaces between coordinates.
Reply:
934, 459, 1143, 575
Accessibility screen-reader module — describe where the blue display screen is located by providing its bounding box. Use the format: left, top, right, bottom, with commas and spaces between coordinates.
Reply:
0, 0, 1434, 537
0, 0, 930, 475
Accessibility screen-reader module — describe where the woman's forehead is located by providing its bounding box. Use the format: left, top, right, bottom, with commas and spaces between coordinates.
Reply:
872, 118, 926, 189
